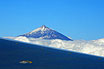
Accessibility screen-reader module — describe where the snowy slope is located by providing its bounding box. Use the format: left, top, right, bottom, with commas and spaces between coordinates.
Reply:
19, 25, 72, 41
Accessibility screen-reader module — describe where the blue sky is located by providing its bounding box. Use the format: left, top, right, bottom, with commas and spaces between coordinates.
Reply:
0, 0, 104, 40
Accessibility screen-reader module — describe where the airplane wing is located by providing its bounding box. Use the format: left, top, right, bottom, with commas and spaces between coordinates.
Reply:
0, 38, 104, 69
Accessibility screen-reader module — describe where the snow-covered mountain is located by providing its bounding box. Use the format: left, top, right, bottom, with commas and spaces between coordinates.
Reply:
3, 25, 104, 57
19, 25, 72, 41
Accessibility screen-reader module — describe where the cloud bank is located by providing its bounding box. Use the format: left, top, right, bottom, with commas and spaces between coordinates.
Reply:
4, 36, 104, 57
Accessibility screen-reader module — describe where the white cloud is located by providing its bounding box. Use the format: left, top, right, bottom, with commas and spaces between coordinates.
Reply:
14, 36, 30, 43
4, 37, 104, 57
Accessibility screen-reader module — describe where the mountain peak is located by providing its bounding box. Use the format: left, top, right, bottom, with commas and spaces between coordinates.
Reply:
31, 25, 50, 33
19, 25, 72, 41
41, 25, 47, 28
39, 25, 50, 31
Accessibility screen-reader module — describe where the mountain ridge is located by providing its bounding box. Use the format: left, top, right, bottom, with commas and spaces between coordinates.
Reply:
19, 25, 72, 41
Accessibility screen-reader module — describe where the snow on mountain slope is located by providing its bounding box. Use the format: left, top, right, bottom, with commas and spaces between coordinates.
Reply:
19, 25, 72, 41
5, 36, 104, 57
